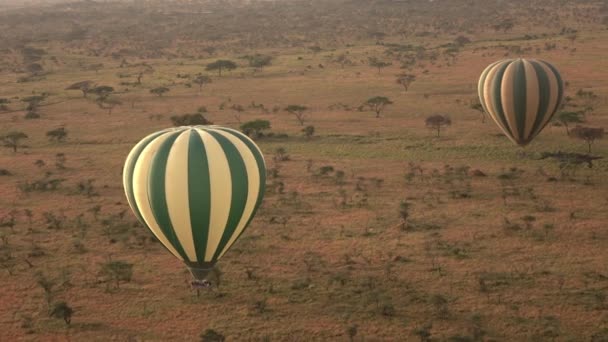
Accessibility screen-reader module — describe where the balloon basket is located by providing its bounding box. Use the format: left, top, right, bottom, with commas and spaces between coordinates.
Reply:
191, 279, 212, 289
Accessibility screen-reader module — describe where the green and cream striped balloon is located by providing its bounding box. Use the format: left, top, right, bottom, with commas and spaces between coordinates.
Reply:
478, 58, 564, 146
123, 126, 266, 281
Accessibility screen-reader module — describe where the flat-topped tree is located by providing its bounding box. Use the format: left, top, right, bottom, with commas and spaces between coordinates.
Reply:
21, 95, 46, 112
493, 19, 514, 32
539, 152, 603, 169
309, 46, 322, 54
192, 75, 212, 93
554, 111, 584, 136
90, 85, 114, 99
302, 125, 315, 138
396, 73, 416, 92
240, 120, 270, 139
285, 105, 309, 126
454, 35, 471, 46
150, 87, 170, 97
200, 329, 225, 342
363, 96, 393, 118
205, 60, 237, 77
65, 80, 94, 98
571, 126, 604, 153
334, 54, 353, 68
46, 127, 68, 143
1, 131, 28, 153
248, 55, 272, 71
26, 63, 43, 76
368, 57, 391, 74
50, 302, 74, 325
96, 95, 122, 114
170, 113, 212, 126
425, 114, 452, 137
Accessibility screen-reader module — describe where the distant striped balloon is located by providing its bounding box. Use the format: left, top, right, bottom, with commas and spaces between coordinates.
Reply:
478, 58, 564, 146
123, 126, 266, 282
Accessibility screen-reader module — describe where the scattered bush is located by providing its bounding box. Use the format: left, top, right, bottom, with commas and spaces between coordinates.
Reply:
200, 329, 225, 342
240, 119, 271, 138
99, 260, 133, 289
50, 302, 74, 325
170, 113, 212, 126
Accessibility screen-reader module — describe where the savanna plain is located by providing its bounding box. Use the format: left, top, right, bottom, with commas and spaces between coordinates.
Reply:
0, 0, 607, 340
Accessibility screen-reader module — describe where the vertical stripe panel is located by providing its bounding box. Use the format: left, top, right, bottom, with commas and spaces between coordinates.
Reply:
482, 64, 504, 131
198, 130, 232, 262
478, 61, 501, 114
510, 59, 527, 144
188, 129, 212, 263
531, 61, 560, 137
543, 60, 564, 113
528, 60, 552, 138
492, 61, 519, 145
132, 132, 183, 260
148, 132, 190, 261
522, 60, 540, 141
485, 61, 514, 140
208, 129, 260, 259
483, 63, 502, 124
206, 129, 249, 261
123, 130, 166, 228
501, 60, 523, 142
216, 127, 266, 247
164, 130, 197, 261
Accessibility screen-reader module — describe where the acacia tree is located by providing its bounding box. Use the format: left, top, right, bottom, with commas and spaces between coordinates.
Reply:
362, 96, 393, 118
22, 95, 46, 112
302, 125, 315, 138
309, 46, 322, 54
554, 111, 584, 135
171, 113, 212, 126
493, 19, 514, 32
285, 105, 309, 126
89, 85, 117, 114
90, 86, 114, 98
65, 80, 94, 98
100, 260, 133, 289
46, 127, 68, 142
1, 131, 28, 153
248, 55, 272, 71
426, 115, 452, 137
454, 35, 471, 46
26, 63, 44, 76
50, 302, 74, 325
368, 57, 391, 74
396, 74, 416, 92
96, 96, 122, 115
334, 54, 353, 68
192, 75, 212, 93
240, 120, 270, 139
205, 60, 237, 77
150, 87, 170, 97
200, 329, 225, 342
571, 126, 604, 153
231, 104, 245, 123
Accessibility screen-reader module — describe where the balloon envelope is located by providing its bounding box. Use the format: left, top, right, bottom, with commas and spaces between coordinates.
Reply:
123, 126, 266, 280
478, 58, 563, 146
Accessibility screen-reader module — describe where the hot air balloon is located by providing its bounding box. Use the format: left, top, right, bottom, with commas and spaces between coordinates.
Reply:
478, 58, 564, 146
123, 126, 266, 287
